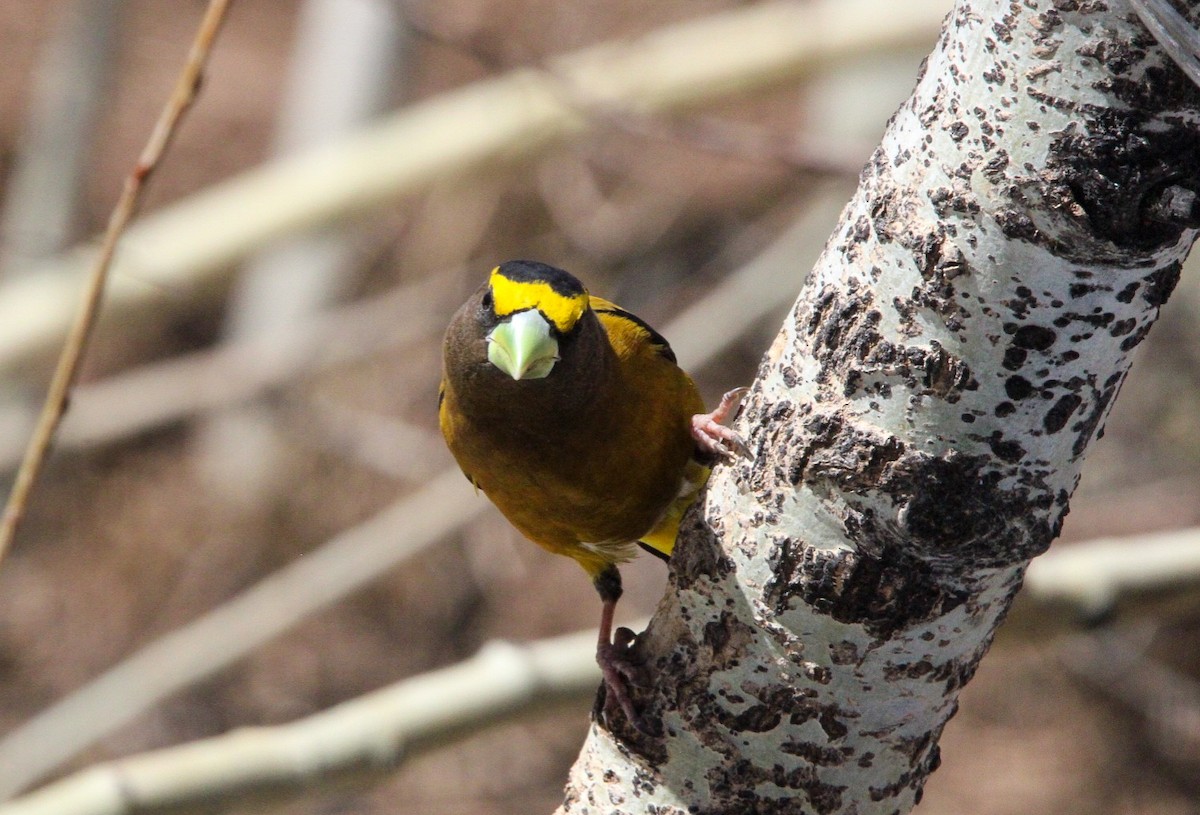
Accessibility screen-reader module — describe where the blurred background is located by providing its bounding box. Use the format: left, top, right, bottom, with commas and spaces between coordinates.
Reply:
0, 1, 1197, 813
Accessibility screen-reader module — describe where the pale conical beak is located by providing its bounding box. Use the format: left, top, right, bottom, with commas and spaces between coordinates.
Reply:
486, 309, 560, 380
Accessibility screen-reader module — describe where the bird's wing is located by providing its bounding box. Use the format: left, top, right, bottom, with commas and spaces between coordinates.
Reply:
437, 379, 480, 491
589, 296, 677, 363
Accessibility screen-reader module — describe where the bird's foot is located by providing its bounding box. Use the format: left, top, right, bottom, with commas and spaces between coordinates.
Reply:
595, 626, 653, 734
692, 387, 750, 460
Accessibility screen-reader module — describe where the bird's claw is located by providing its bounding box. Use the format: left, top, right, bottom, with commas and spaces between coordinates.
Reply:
692, 387, 751, 461
612, 625, 638, 651
595, 629, 653, 734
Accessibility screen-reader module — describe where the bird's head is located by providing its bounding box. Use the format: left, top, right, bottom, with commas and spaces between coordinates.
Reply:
480, 260, 589, 381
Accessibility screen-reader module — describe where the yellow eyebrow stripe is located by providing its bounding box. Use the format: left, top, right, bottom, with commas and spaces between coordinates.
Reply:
489, 267, 588, 333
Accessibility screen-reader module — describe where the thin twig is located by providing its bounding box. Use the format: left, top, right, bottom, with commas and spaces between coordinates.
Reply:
0, 0, 235, 567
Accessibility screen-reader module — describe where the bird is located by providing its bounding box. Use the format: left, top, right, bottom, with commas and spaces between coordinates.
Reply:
439, 260, 746, 729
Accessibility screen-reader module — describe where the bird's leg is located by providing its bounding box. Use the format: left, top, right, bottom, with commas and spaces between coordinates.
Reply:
592, 566, 648, 732
692, 386, 750, 460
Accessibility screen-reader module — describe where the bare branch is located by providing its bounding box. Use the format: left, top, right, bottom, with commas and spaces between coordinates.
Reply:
0, 278, 454, 472
1025, 527, 1200, 620
281, 396, 455, 482
0, 183, 849, 472
9, 518, 1199, 815
0, 0, 126, 277
1059, 625, 1200, 779
1130, 0, 1200, 90
0, 629, 610, 815
197, 0, 408, 503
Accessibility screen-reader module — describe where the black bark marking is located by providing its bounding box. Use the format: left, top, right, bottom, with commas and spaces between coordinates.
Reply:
1071, 372, 1122, 456
901, 232, 975, 334
780, 740, 852, 767
883, 660, 934, 681
766, 540, 968, 640
1109, 317, 1136, 337
987, 432, 1026, 463
1116, 280, 1140, 303
1002, 346, 1027, 370
1046, 109, 1200, 253
786, 414, 907, 493
705, 759, 847, 815
856, 339, 978, 402
1005, 375, 1034, 399
1012, 324, 1057, 350
702, 611, 757, 672
782, 411, 1058, 569
728, 703, 782, 733
671, 512, 732, 591
890, 450, 1054, 563
1143, 260, 1182, 307
1043, 393, 1083, 433
1120, 321, 1154, 351
994, 208, 1041, 242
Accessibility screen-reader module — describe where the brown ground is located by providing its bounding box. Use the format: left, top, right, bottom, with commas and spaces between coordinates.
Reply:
0, 2, 1198, 813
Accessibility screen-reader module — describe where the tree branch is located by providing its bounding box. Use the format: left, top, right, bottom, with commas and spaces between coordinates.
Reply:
1058, 624, 1200, 779
559, 0, 1200, 811
0, 630, 608, 815
1024, 526, 1200, 620
0, 277, 454, 472
0, 0, 126, 277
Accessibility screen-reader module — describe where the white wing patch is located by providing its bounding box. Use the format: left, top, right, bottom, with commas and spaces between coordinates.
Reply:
577, 539, 640, 563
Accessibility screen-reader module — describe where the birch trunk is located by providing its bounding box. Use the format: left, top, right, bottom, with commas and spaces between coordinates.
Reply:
560, 0, 1200, 812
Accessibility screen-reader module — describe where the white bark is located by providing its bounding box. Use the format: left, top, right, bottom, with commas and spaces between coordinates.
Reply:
561, 1, 1200, 812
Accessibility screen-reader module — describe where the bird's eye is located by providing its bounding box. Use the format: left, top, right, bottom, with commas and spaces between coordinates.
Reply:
480, 289, 494, 312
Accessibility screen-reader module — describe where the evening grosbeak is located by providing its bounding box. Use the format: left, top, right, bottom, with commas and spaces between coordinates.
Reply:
439, 260, 745, 727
